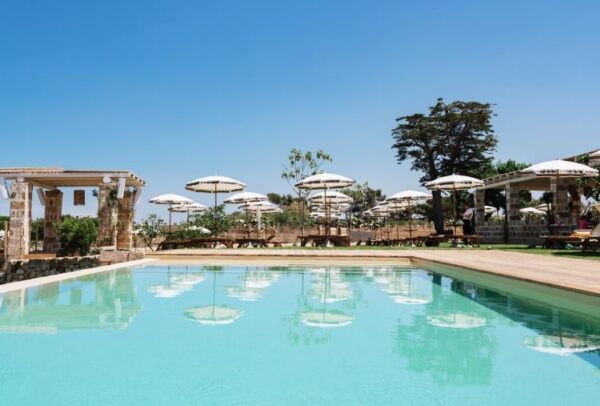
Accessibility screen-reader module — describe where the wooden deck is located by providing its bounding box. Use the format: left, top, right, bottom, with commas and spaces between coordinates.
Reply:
148, 248, 600, 296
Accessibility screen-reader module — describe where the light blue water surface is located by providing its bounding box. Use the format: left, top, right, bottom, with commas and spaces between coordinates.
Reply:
0, 264, 599, 405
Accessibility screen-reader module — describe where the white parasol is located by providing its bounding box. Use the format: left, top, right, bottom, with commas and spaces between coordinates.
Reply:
296, 173, 355, 242
149, 193, 195, 233
426, 174, 484, 235
386, 190, 432, 238
185, 175, 246, 214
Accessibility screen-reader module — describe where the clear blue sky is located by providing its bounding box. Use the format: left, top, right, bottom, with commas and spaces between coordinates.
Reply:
1, 0, 598, 220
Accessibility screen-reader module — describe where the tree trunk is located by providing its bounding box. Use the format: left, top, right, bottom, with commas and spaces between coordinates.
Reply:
432, 190, 444, 234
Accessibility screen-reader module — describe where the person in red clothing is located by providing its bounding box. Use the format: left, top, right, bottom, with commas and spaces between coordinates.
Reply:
578, 215, 589, 229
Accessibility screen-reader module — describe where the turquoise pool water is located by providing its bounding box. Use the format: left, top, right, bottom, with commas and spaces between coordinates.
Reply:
1, 263, 599, 405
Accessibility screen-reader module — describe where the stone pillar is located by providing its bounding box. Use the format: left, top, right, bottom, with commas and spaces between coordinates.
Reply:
96, 184, 118, 247
43, 190, 63, 253
505, 184, 521, 244
474, 189, 485, 228
116, 190, 134, 250
550, 177, 570, 225
7, 180, 32, 260
505, 184, 521, 222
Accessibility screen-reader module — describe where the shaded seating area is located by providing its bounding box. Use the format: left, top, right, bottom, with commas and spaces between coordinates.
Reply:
298, 225, 351, 247
475, 155, 599, 246
543, 216, 600, 252
0, 167, 145, 261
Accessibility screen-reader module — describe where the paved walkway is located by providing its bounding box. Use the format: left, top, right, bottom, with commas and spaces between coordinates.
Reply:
148, 249, 600, 296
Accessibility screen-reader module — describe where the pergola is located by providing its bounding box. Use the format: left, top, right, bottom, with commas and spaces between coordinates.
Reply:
0, 167, 145, 260
474, 151, 597, 244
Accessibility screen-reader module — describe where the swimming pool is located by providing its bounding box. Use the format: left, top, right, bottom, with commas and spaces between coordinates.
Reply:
1, 263, 599, 405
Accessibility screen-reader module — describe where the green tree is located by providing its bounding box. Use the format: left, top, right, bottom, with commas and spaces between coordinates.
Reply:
57, 215, 98, 256
189, 205, 235, 237
575, 152, 600, 201
0, 215, 8, 231
341, 182, 386, 227
391, 98, 498, 232
281, 148, 332, 235
266, 193, 296, 207
135, 213, 165, 251
481, 159, 531, 210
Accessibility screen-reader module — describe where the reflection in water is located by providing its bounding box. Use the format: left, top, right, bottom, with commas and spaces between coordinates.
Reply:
0, 270, 140, 333
427, 312, 486, 329
147, 266, 205, 298
1, 263, 598, 378
373, 268, 432, 305
301, 268, 354, 328
309, 268, 352, 303
184, 271, 243, 326
226, 267, 281, 301
394, 275, 496, 385
300, 310, 353, 328
286, 267, 361, 345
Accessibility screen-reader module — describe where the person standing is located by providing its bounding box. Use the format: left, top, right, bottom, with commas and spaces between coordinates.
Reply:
462, 203, 474, 236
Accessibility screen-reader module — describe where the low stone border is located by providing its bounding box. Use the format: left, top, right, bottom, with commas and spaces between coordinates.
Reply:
0, 258, 156, 294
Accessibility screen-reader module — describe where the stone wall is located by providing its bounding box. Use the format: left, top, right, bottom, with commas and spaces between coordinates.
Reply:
0, 255, 100, 285
7, 180, 32, 260
116, 190, 134, 250
478, 222, 553, 245
97, 184, 118, 247
43, 189, 63, 252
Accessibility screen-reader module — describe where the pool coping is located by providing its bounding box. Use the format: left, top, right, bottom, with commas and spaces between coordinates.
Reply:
1, 249, 598, 298
147, 249, 600, 297
0, 258, 156, 294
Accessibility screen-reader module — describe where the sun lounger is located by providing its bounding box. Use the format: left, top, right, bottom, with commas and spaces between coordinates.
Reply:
542, 222, 599, 249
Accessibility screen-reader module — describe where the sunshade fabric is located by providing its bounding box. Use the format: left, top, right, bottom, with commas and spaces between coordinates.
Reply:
185, 175, 246, 193
425, 174, 484, 190
519, 160, 598, 177
295, 172, 355, 190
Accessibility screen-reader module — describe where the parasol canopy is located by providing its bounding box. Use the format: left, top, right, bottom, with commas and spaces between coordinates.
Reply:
295, 172, 355, 190
169, 202, 208, 213
519, 160, 598, 177
149, 193, 195, 232
185, 175, 247, 193
485, 205, 498, 214
149, 193, 194, 205
241, 202, 283, 214
387, 190, 432, 202
223, 191, 268, 205
588, 149, 600, 167
425, 174, 484, 190
307, 190, 353, 204
520, 207, 545, 215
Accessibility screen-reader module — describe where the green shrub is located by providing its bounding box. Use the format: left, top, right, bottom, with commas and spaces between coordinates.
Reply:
58, 215, 98, 256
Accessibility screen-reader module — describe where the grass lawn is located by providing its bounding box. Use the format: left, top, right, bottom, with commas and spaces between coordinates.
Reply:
268, 243, 600, 261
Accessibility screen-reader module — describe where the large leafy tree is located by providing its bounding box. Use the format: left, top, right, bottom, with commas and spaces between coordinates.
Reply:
341, 182, 386, 226
391, 98, 498, 232
281, 148, 332, 235
481, 159, 531, 210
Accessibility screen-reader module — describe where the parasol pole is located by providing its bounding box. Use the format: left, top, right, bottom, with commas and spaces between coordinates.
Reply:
168, 203, 173, 234
452, 185, 457, 235
408, 200, 413, 239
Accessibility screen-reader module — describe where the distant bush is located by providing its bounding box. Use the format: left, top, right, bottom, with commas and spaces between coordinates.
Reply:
136, 214, 165, 250
58, 215, 98, 256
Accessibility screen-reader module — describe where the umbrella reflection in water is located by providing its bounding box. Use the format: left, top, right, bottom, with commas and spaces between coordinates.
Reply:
147, 266, 205, 299
300, 267, 354, 328
185, 270, 243, 326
